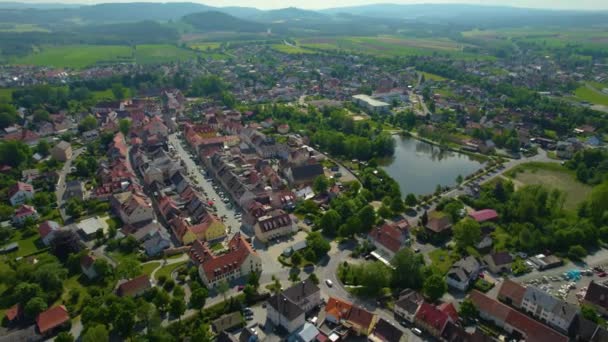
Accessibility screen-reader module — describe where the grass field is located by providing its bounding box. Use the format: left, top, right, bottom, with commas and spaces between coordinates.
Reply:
0, 23, 49, 33
14, 44, 198, 69
506, 162, 592, 210
189, 42, 221, 51
271, 44, 315, 54
133, 44, 197, 64
429, 249, 461, 275
574, 84, 608, 106
298, 36, 491, 60
421, 71, 447, 81
142, 261, 161, 276
0, 88, 13, 102
154, 260, 187, 280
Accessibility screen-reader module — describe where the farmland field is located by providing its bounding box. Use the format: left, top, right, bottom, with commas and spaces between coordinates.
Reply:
506, 162, 592, 210
297, 36, 490, 59
0, 23, 49, 32
15, 45, 134, 68
189, 42, 221, 51
271, 44, 315, 54
421, 71, 447, 81
13, 44, 198, 69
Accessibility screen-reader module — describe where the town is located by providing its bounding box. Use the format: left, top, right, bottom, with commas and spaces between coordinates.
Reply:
1, 4, 608, 342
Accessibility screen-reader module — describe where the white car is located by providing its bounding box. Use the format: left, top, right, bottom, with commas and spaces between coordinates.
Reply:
325, 279, 333, 287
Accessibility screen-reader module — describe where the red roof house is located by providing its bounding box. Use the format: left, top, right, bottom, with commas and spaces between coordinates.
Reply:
368, 222, 409, 257
5, 304, 22, 323
117, 275, 152, 297
414, 302, 452, 337
36, 305, 70, 335
469, 209, 498, 223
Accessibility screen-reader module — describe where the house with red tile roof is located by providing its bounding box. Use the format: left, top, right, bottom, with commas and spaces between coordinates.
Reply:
367, 221, 410, 258
497, 279, 526, 309
5, 304, 22, 324
36, 305, 70, 336
170, 215, 226, 245
8, 181, 34, 206
469, 209, 498, 223
39, 220, 61, 246
117, 275, 152, 297
324, 297, 378, 336
115, 191, 155, 226
12, 204, 38, 225
80, 254, 98, 280
469, 290, 568, 342
189, 233, 261, 287
253, 209, 297, 243
414, 302, 453, 338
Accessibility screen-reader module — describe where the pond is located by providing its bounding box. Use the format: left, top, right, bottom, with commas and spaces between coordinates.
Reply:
380, 135, 484, 196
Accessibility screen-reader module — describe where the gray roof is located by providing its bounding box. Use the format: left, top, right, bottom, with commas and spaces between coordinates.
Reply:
295, 323, 319, 342
281, 279, 320, 306
394, 289, 423, 315
267, 294, 304, 321
524, 286, 578, 323
448, 256, 480, 282
290, 164, 323, 181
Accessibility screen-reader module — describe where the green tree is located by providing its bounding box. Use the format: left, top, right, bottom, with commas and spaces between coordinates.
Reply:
191, 324, 213, 342
590, 181, 608, 227
453, 218, 481, 250
55, 332, 75, 342
118, 118, 131, 136
357, 205, 376, 233
405, 193, 418, 207
82, 324, 109, 342
33, 109, 50, 123
217, 280, 230, 301
189, 287, 208, 310
359, 262, 391, 296
24, 297, 48, 318
568, 245, 587, 260
116, 258, 142, 279
319, 209, 341, 236
391, 249, 424, 290
0, 103, 18, 129
37, 139, 50, 156
306, 232, 330, 261
582, 304, 601, 323
169, 297, 186, 319
313, 175, 329, 195
291, 251, 302, 265
78, 114, 97, 132
459, 298, 479, 321
112, 83, 126, 100
423, 274, 447, 301
0, 140, 31, 167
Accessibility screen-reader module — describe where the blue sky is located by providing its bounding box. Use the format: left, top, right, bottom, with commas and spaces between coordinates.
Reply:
20, 0, 608, 10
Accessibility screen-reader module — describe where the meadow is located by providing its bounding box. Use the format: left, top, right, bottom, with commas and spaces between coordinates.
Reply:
271, 44, 315, 54
297, 36, 491, 60
505, 162, 592, 210
13, 44, 198, 69
574, 83, 608, 106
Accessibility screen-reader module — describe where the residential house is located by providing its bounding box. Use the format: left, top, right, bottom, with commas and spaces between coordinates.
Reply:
115, 191, 155, 226
291, 322, 320, 342
584, 281, 608, 316
521, 286, 578, 334
369, 318, 404, 342
576, 317, 608, 342
12, 204, 38, 225
414, 302, 452, 338
5, 304, 23, 325
189, 233, 261, 287
425, 215, 452, 237
324, 297, 377, 336
171, 215, 226, 245
281, 279, 322, 313
212, 312, 243, 334
39, 220, 61, 246
80, 254, 98, 280
63, 180, 87, 202
253, 209, 297, 243
484, 251, 513, 274
267, 293, 306, 333
36, 305, 70, 336
393, 289, 423, 323
285, 164, 324, 186
497, 279, 526, 309
367, 221, 410, 258
117, 275, 152, 297
8, 181, 34, 206
446, 256, 481, 291
51, 141, 72, 162
469, 290, 568, 342
469, 209, 498, 223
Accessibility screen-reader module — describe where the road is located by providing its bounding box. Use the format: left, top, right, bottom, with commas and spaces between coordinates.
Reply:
168, 133, 241, 236
317, 240, 424, 341
55, 147, 85, 222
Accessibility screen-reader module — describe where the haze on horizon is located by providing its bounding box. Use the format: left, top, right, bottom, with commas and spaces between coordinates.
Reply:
12, 0, 608, 11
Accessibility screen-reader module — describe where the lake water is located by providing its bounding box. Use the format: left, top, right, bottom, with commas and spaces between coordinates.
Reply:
380, 135, 484, 196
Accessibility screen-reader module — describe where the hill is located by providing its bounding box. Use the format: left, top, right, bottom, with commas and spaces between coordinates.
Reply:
182, 11, 266, 33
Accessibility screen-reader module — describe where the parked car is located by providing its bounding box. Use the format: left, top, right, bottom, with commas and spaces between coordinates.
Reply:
325, 279, 333, 287
411, 328, 423, 336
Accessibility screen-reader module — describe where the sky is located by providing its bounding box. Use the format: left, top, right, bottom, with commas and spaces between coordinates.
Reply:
15, 0, 608, 10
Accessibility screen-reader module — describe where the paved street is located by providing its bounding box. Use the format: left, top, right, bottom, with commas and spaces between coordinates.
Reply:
168, 133, 241, 236
54, 146, 85, 222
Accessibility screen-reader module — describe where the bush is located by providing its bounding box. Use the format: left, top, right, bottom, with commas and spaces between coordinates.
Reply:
474, 278, 494, 293
164, 279, 175, 292
157, 274, 167, 285
568, 245, 587, 260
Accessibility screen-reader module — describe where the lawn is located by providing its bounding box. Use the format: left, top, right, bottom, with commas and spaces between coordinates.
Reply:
5, 230, 44, 257
421, 71, 447, 82
189, 42, 221, 51
154, 260, 187, 280
0, 23, 50, 33
0, 87, 13, 102
133, 44, 197, 64
59, 275, 87, 311
506, 162, 592, 210
428, 249, 460, 275
142, 261, 161, 276
91, 88, 132, 101
15, 45, 134, 69
574, 84, 608, 106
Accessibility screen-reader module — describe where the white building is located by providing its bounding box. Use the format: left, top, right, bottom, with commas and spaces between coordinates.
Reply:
352, 94, 390, 114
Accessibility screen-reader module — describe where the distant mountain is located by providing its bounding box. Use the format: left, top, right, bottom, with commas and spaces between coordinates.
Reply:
182, 11, 266, 33
0, 2, 82, 9
250, 7, 328, 23
77, 2, 214, 23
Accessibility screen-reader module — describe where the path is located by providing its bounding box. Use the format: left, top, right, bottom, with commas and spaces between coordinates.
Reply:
55, 147, 85, 222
